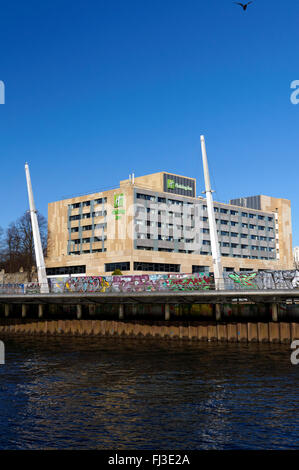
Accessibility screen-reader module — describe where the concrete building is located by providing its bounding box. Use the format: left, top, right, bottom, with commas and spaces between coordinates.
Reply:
46, 172, 293, 276
294, 247, 299, 268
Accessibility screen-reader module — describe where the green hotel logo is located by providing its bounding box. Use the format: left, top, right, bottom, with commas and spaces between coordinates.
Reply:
167, 179, 192, 192
114, 193, 124, 208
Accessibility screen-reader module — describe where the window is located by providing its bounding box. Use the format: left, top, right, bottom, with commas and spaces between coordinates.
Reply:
224, 267, 234, 272
201, 216, 208, 221
221, 231, 229, 236
222, 242, 229, 247
241, 244, 248, 249
230, 221, 238, 226
69, 202, 80, 209
192, 265, 209, 274
230, 210, 238, 215
69, 215, 80, 221
136, 193, 155, 201
249, 213, 255, 219
105, 262, 130, 272
202, 240, 211, 245
231, 243, 238, 248
82, 201, 90, 207
241, 212, 248, 217
268, 217, 273, 222
258, 215, 264, 220
242, 223, 248, 228
82, 225, 92, 231
133, 262, 180, 272
241, 234, 248, 238
202, 228, 210, 234
214, 207, 219, 212
158, 197, 166, 203
71, 227, 79, 233
220, 208, 228, 214
231, 232, 238, 237
258, 226, 265, 231
82, 213, 91, 219
221, 220, 228, 225
249, 224, 256, 229
46, 265, 86, 275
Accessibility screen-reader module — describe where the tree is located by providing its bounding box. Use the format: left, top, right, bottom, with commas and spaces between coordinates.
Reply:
112, 269, 123, 276
2, 211, 47, 278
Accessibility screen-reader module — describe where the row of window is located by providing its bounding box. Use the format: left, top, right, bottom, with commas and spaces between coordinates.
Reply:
46, 265, 86, 275
136, 246, 195, 254
219, 230, 273, 238
220, 242, 274, 252
71, 236, 106, 244
69, 248, 107, 255
136, 233, 194, 242
202, 206, 273, 221
136, 193, 193, 206
70, 223, 107, 233
69, 211, 107, 221
69, 198, 107, 209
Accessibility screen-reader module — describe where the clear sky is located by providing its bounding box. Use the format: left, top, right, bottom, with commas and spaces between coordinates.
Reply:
0, 0, 298, 246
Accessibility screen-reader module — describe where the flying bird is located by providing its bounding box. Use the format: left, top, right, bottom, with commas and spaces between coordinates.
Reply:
234, 1, 253, 10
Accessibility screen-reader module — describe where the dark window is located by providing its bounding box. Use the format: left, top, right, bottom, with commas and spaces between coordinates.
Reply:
105, 262, 130, 272
133, 262, 180, 273
192, 265, 209, 273
46, 265, 86, 276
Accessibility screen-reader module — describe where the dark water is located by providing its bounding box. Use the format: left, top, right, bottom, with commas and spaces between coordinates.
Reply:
0, 336, 298, 450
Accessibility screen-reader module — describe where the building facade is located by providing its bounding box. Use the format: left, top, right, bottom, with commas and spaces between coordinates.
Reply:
46, 172, 293, 276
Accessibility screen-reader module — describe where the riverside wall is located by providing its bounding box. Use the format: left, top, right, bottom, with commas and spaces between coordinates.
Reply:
0, 319, 298, 343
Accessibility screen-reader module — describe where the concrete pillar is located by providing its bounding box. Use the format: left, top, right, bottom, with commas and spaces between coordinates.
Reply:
165, 304, 170, 321
132, 304, 138, 316
119, 304, 124, 320
271, 303, 278, 322
88, 304, 96, 316
38, 304, 44, 318
215, 304, 221, 321
4, 304, 10, 317
22, 304, 27, 318
76, 304, 82, 319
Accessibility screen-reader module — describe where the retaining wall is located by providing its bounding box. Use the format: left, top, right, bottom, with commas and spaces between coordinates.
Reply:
0, 319, 298, 343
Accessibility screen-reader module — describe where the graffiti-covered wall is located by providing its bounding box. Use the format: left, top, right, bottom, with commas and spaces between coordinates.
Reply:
50, 273, 214, 293
1, 270, 298, 294
49, 270, 299, 293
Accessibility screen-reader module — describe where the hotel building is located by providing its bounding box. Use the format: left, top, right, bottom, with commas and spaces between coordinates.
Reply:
46, 172, 293, 276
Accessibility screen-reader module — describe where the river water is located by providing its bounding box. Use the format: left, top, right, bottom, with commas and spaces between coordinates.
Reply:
0, 336, 298, 450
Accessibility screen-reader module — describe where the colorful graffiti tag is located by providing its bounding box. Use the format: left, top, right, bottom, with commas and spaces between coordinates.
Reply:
227, 270, 299, 290
0, 270, 298, 294
50, 273, 215, 294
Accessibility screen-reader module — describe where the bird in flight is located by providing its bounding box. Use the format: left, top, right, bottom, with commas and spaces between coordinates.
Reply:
234, 1, 253, 10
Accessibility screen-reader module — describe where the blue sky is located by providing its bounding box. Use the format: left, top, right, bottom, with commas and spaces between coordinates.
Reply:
0, 0, 298, 246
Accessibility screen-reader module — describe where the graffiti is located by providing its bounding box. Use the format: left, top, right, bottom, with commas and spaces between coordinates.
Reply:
49, 273, 215, 294
24, 283, 41, 294
228, 273, 258, 289
227, 270, 299, 290
51, 276, 110, 293
0, 270, 298, 294
0, 284, 24, 294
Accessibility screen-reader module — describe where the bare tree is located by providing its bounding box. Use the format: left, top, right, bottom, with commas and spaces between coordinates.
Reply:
3, 211, 47, 278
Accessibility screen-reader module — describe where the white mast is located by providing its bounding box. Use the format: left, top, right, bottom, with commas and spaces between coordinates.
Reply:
200, 135, 224, 291
25, 163, 49, 294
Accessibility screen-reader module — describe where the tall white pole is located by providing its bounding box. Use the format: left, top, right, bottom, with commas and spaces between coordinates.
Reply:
25, 163, 49, 293
200, 135, 224, 290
